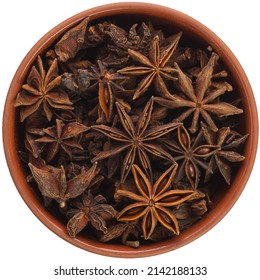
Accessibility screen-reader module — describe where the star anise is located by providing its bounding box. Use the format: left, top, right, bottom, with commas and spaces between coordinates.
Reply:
99, 220, 141, 248
87, 60, 127, 122
67, 190, 116, 238
155, 52, 243, 133
24, 127, 45, 159
35, 119, 88, 162
28, 161, 99, 208
55, 18, 110, 62
162, 125, 220, 189
14, 56, 74, 122
106, 22, 151, 51
202, 125, 248, 184
55, 17, 90, 62
117, 163, 195, 240
118, 33, 182, 99
103, 22, 165, 68
91, 97, 181, 182
187, 48, 229, 86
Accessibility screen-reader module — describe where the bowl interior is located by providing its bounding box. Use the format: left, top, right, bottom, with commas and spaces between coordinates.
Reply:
3, 3, 258, 257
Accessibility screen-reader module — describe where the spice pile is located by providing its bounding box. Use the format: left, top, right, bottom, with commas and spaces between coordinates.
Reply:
14, 17, 247, 247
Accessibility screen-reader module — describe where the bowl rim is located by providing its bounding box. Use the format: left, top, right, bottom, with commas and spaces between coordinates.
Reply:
2, 2, 258, 258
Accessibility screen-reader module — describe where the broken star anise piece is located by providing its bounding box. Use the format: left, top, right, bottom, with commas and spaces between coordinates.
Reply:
117, 163, 195, 240
202, 125, 248, 184
35, 118, 89, 162
55, 17, 90, 62
106, 22, 152, 55
28, 161, 99, 208
155, 52, 243, 133
91, 97, 181, 182
162, 125, 219, 189
118, 33, 182, 99
99, 220, 141, 248
14, 56, 74, 122
25, 127, 45, 159
87, 60, 128, 122
67, 191, 116, 238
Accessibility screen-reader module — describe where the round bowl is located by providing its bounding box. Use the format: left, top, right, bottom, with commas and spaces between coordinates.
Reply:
3, 2, 258, 257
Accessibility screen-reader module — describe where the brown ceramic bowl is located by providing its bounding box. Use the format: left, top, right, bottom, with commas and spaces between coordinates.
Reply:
3, 2, 258, 257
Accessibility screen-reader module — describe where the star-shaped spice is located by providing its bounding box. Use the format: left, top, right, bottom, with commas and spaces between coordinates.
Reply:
14, 56, 74, 122
91, 97, 181, 182
187, 48, 229, 86
66, 191, 116, 238
28, 161, 99, 208
202, 125, 248, 184
155, 52, 243, 133
162, 125, 219, 189
35, 119, 88, 162
55, 17, 90, 62
117, 163, 195, 240
99, 220, 141, 248
88, 60, 127, 122
118, 33, 182, 99
105, 22, 152, 55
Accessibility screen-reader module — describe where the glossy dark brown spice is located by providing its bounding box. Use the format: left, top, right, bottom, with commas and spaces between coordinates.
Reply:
3, 3, 258, 257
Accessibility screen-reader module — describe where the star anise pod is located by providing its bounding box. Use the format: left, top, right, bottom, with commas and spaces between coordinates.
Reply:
105, 23, 152, 56
187, 48, 229, 87
91, 97, 181, 182
155, 52, 243, 133
87, 60, 128, 122
55, 17, 90, 62
118, 33, 182, 99
14, 56, 74, 122
99, 220, 141, 248
28, 161, 99, 208
162, 125, 220, 189
202, 125, 248, 184
117, 163, 195, 240
54, 18, 110, 62
24, 127, 45, 158
67, 190, 117, 238
35, 118, 88, 162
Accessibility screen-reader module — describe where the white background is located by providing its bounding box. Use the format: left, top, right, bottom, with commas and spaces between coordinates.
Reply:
1, 1, 259, 279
